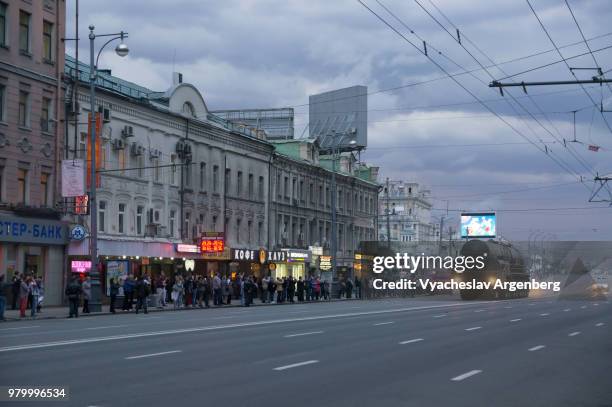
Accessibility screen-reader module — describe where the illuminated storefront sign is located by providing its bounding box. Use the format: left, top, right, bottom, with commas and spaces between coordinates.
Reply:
231, 248, 287, 263
71, 260, 92, 273
200, 232, 225, 253
283, 248, 311, 262
309, 246, 323, 256
320, 256, 332, 271
176, 244, 200, 253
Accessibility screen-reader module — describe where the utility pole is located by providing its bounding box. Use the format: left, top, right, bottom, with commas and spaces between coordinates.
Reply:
385, 177, 391, 249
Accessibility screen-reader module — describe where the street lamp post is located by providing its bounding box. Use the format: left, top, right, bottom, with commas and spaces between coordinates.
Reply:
329, 133, 356, 299
87, 25, 129, 312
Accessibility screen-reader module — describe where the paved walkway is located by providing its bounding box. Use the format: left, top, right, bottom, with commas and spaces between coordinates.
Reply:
1, 296, 362, 322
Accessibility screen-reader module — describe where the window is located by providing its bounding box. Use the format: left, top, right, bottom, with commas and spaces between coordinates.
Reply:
213, 165, 219, 192
247, 220, 252, 243
0, 3, 6, 47
199, 162, 206, 190
184, 162, 192, 187
212, 215, 217, 231
292, 178, 297, 199
284, 176, 289, 198
0, 84, 5, 122
136, 206, 144, 235
170, 155, 177, 185
248, 173, 253, 199
43, 21, 53, 61
258, 221, 263, 245
41, 97, 51, 132
299, 180, 304, 201
169, 210, 176, 238
0, 166, 3, 202
98, 201, 106, 232
18, 91, 29, 127
17, 169, 28, 204
152, 157, 160, 182
118, 203, 125, 234
225, 168, 231, 194
309, 183, 314, 203
258, 176, 264, 200
182, 102, 195, 117
184, 212, 190, 239
236, 218, 241, 243
237, 171, 242, 196
276, 173, 281, 199
19, 10, 30, 53
40, 172, 49, 206
137, 154, 144, 178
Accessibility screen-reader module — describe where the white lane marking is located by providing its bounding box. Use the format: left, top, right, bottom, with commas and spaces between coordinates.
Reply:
510, 318, 522, 322
596, 322, 604, 327
563, 309, 571, 312
0, 325, 40, 331
399, 338, 424, 345
432, 314, 446, 318
451, 370, 482, 381
528, 345, 546, 352
273, 360, 319, 371
540, 313, 550, 316
504, 306, 513, 309
284, 331, 324, 338
0, 301, 490, 353
465, 326, 482, 331
528, 303, 536, 306
568, 331, 581, 337
373, 322, 394, 326
212, 316, 236, 320
593, 303, 599, 306
474, 309, 485, 313
580, 305, 587, 309
125, 350, 182, 360
85, 325, 128, 330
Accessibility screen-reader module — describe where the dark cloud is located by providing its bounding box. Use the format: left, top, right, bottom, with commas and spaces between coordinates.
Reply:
66, 0, 612, 239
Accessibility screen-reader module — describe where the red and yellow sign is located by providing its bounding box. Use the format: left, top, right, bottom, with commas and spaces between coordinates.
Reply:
86, 112, 102, 188
200, 238, 224, 253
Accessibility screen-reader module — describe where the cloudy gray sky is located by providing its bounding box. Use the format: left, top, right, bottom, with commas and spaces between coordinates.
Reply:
66, 0, 612, 240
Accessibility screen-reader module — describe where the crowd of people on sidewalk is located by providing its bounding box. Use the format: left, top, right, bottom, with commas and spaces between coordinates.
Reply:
0, 271, 45, 320
57, 273, 362, 318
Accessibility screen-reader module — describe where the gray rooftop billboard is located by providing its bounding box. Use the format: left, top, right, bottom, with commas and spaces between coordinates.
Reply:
309, 85, 367, 150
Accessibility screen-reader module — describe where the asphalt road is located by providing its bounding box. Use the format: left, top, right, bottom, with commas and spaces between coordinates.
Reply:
0, 296, 610, 407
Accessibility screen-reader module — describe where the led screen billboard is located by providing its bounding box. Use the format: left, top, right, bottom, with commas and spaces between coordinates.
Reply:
460, 212, 496, 238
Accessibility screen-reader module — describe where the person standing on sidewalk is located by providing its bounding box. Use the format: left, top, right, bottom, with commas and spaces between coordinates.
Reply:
29, 277, 39, 317
35, 276, 44, 313
82, 276, 91, 313
19, 277, 29, 318
212, 273, 222, 306
109, 277, 120, 313
201, 276, 211, 308
11, 273, 21, 310
65, 277, 82, 318
122, 275, 135, 311
134, 276, 149, 314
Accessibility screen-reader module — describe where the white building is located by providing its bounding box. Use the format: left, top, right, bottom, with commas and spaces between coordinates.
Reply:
378, 181, 439, 242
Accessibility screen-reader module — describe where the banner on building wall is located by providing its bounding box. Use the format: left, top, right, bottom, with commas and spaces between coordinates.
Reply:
106, 260, 129, 296
86, 112, 102, 188
61, 159, 85, 197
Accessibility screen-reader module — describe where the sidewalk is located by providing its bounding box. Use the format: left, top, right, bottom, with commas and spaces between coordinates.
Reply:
1, 296, 361, 323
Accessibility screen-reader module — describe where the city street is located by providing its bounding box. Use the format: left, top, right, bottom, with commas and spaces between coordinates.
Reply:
1, 296, 610, 407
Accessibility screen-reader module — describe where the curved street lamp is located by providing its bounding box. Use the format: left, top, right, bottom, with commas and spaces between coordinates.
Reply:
88, 25, 129, 312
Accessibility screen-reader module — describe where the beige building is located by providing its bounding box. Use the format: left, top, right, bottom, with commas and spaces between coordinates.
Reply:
0, 0, 66, 305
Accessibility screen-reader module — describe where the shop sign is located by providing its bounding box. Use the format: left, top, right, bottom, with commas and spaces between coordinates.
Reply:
61, 159, 85, 197
320, 255, 332, 271
200, 232, 225, 253
232, 248, 258, 262
71, 260, 91, 273
0, 216, 68, 245
283, 248, 311, 262
231, 248, 287, 263
176, 243, 200, 253
201, 247, 231, 261
184, 259, 195, 272
309, 246, 323, 256
69, 224, 87, 241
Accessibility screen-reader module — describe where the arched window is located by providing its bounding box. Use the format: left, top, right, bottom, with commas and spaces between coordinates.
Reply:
182, 101, 195, 117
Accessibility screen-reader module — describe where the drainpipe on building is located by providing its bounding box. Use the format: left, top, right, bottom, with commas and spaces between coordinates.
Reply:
267, 154, 273, 250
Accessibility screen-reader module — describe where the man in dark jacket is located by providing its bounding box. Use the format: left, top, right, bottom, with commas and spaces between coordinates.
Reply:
122, 275, 135, 311
11, 273, 21, 310
109, 278, 120, 313
296, 277, 305, 302
65, 277, 82, 318
134, 276, 149, 314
